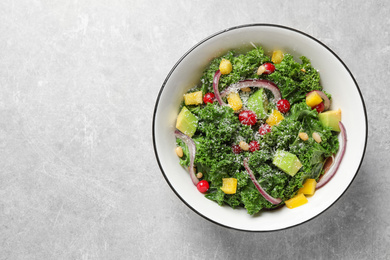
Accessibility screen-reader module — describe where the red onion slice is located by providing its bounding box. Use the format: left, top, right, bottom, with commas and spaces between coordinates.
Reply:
306, 90, 331, 111
220, 79, 282, 102
322, 155, 335, 175
174, 130, 199, 186
212, 70, 225, 106
243, 157, 282, 205
316, 121, 347, 189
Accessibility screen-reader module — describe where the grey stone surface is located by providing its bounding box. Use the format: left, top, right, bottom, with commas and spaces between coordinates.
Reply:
0, 0, 388, 259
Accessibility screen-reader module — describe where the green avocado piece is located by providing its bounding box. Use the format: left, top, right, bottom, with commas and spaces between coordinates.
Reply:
175, 106, 198, 137
273, 150, 302, 177
318, 109, 341, 132
247, 88, 268, 119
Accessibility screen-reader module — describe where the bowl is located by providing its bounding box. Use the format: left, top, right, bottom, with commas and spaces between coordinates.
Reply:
152, 24, 367, 231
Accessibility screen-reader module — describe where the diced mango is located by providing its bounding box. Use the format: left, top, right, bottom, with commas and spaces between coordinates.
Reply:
219, 59, 232, 75
272, 50, 284, 64
298, 179, 317, 196
266, 109, 284, 126
184, 91, 203, 106
306, 91, 323, 108
220, 178, 237, 194
285, 193, 308, 209
227, 92, 243, 111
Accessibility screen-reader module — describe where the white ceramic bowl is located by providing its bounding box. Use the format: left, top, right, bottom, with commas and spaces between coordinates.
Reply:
153, 24, 367, 231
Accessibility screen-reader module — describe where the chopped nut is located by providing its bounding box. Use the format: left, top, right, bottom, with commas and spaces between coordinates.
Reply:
299, 132, 309, 141
175, 146, 183, 157
257, 65, 266, 75
312, 132, 322, 143
241, 87, 251, 92
196, 172, 203, 179
239, 141, 249, 151
301, 68, 306, 73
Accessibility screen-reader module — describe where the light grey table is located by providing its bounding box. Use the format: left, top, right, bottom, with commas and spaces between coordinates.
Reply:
0, 0, 388, 259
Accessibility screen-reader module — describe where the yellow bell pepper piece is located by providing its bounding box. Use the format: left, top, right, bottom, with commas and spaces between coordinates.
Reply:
271, 50, 284, 64
219, 59, 233, 75
266, 109, 284, 126
285, 193, 308, 209
220, 178, 237, 194
298, 179, 317, 196
184, 91, 203, 106
227, 92, 243, 111
305, 91, 323, 108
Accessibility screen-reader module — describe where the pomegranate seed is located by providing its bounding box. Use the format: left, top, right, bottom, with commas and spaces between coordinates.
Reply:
313, 102, 325, 113
232, 144, 241, 154
263, 63, 275, 74
197, 180, 209, 193
249, 141, 260, 152
277, 99, 291, 113
259, 124, 272, 135
238, 110, 257, 126
203, 92, 215, 104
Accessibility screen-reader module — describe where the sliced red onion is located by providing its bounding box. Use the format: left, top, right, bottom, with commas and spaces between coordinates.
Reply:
212, 70, 225, 106
174, 130, 199, 186
220, 79, 282, 102
316, 121, 347, 189
323, 155, 335, 175
243, 157, 282, 205
306, 90, 331, 111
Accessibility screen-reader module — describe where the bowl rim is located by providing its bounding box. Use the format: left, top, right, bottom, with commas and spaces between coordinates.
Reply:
152, 23, 368, 232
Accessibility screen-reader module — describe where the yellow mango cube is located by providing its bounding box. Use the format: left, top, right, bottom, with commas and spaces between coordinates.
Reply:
285, 193, 308, 209
220, 178, 237, 194
306, 91, 323, 108
272, 50, 284, 64
266, 109, 284, 126
219, 59, 233, 75
227, 92, 243, 111
298, 179, 317, 196
184, 91, 203, 106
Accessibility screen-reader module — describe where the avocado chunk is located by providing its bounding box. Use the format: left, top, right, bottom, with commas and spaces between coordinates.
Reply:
318, 109, 341, 132
273, 150, 302, 177
247, 88, 268, 119
176, 106, 198, 137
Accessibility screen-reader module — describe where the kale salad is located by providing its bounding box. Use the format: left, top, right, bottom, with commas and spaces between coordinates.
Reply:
174, 45, 345, 215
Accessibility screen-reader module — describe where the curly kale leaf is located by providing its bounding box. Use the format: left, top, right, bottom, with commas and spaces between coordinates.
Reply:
200, 47, 270, 94
196, 103, 241, 142
176, 138, 190, 167
268, 54, 322, 105
262, 102, 339, 185
193, 103, 245, 187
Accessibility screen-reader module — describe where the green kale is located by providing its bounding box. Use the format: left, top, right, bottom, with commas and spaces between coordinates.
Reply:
268, 54, 322, 105
200, 47, 270, 94
176, 138, 190, 167
261, 102, 339, 186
